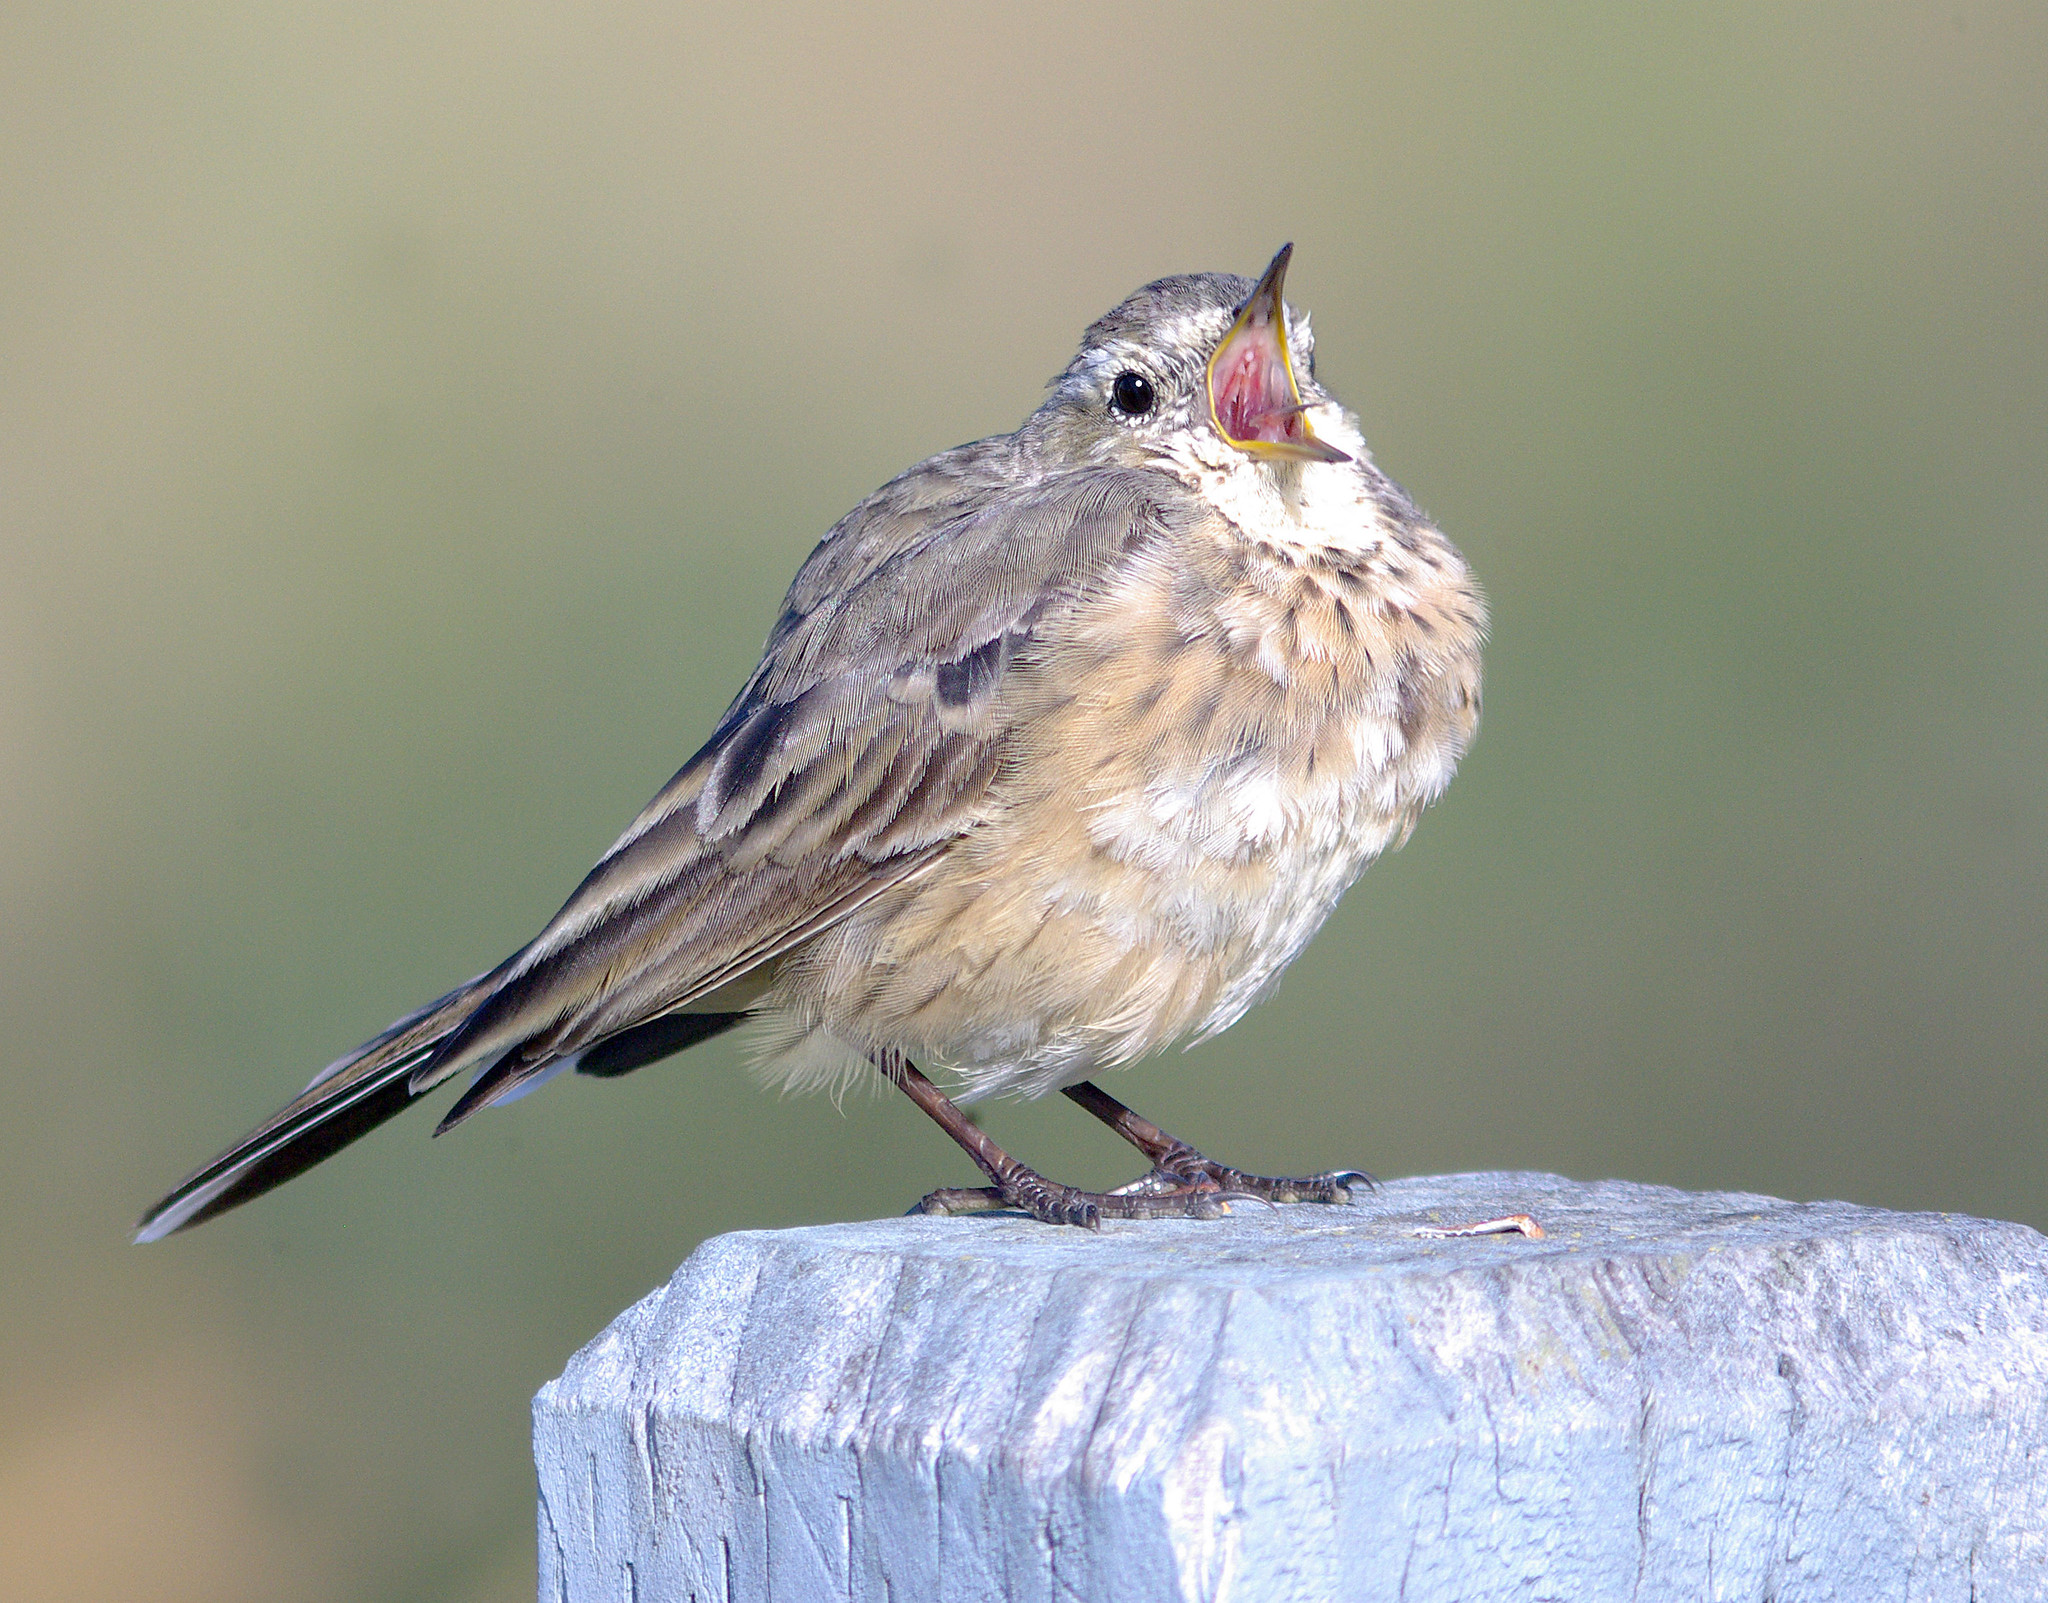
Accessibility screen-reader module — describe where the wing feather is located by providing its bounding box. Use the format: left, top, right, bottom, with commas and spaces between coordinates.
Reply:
138, 435, 1195, 1237
424, 463, 1176, 1124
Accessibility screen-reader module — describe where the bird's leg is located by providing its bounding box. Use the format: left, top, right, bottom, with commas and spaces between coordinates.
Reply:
879, 1052, 1236, 1229
1060, 1080, 1373, 1204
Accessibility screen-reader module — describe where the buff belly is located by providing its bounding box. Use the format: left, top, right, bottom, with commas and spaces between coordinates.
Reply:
750, 466, 1485, 1100
753, 693, 1468, 1101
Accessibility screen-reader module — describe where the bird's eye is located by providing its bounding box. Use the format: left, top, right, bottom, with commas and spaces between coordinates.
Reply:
1110, 371, 1156, 417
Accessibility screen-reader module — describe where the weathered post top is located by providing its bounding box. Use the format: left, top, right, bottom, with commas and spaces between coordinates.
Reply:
534, 1171, 2048, 1603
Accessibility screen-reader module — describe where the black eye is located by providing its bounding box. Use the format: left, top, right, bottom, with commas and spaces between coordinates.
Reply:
1110, 370, 1155, 417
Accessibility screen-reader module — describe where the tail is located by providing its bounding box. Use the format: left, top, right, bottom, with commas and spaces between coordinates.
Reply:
134, 980, 752, 1243
133, 977, 492, 1243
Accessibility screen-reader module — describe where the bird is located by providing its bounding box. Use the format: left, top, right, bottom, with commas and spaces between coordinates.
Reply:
136, 244, 1485, 1239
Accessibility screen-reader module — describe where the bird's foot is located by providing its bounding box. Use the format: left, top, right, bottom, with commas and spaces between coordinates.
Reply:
1135, 1146, 1375, 1205
912, 1157, 1367, 1229
1053, 1082, 1372, 1209
913, 1169, 1253, 1229
890, 1063, 1370, 1229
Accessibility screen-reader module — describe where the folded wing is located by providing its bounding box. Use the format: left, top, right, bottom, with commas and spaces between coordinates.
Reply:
137, 462, 1178, 1237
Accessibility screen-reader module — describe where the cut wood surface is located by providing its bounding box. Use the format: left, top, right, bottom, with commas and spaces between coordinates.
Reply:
534, 1171, 2048, 1602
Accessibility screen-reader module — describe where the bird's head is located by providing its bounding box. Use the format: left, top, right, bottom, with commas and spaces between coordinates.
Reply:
1032, 244, 1354, 476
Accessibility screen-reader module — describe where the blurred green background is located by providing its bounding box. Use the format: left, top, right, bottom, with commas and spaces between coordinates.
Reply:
3, 4, 2043, 1599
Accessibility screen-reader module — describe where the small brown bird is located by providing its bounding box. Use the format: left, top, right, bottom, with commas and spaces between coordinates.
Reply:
137, 245, 1484, 1239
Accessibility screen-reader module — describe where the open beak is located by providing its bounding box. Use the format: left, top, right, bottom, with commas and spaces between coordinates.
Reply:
1207, 243, 1351, 464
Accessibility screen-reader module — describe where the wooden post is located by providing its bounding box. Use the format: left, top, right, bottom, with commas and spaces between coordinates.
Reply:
533, 1171, 2048, 1602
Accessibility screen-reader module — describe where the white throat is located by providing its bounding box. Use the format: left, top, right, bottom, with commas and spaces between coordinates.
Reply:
1165, 403, 1381, 559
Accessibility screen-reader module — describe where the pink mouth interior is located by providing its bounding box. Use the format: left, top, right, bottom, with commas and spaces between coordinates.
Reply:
1211, 323, 1309, 446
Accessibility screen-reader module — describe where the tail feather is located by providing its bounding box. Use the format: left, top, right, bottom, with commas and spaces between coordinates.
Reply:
133, 977, 491, 1243
433, 1009, 749, 1132
133, 1054, 430, 1242
135, 983, 757, 1242
575, 1011, 747, 1079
